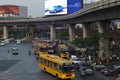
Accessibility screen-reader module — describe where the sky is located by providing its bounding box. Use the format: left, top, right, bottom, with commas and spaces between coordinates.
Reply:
0, 0, 45, 18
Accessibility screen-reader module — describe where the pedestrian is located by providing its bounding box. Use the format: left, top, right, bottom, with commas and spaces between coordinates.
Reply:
8, 50, 10, 53
28, 50, 31, 56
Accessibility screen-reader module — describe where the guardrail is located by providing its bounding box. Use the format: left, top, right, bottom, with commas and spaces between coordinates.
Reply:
0, 0, 120, 23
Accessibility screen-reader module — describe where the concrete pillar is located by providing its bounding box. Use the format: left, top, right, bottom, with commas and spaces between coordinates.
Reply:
68, 24, 75, 42
97, 22, 104, 33
3, 25, 8, 39
82, 23, 91, 39
29, 27, 34, 38
50, 25, 56, 41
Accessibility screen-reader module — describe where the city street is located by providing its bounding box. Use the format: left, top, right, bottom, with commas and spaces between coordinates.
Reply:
0, 41, 116, 80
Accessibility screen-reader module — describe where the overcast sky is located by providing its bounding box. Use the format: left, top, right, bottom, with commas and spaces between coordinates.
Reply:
0, 0, 45, 18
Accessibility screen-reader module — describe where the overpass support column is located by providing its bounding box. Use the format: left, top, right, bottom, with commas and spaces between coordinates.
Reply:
50, 25, 56, 41
68, 24, 75, 42
29, 27, 34, 38
82, 23, 91, 39
3, 25, 8, 39
96, 21, 109, 59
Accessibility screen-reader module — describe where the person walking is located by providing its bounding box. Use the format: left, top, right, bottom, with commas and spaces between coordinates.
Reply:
8, 50, 10, 53
28, 50, 31, 56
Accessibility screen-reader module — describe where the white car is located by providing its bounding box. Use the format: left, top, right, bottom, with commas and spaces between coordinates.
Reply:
16, 39, 21, 44
0, 41, 5, 46
70, 55, 81, 64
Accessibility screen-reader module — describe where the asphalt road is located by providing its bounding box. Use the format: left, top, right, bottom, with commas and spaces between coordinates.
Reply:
0, 41, 116, 80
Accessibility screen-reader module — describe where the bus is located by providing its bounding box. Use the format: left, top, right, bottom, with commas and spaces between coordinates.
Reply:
32, 41, 39, 55
39, 54, 75, 79
58, 44, 70, 59
32, 40, 48, 55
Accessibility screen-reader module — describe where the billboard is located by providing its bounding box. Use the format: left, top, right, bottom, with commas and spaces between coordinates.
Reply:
0, 0, 44, 18
0, 5, 19, 17
67, 0, 83, 14
0, 5, 27, 18
45, 0, 67, 16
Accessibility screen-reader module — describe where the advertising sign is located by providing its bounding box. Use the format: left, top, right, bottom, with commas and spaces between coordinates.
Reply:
67, 0, 83, 14
0, 5, 19, 17
45, 0, 67, 15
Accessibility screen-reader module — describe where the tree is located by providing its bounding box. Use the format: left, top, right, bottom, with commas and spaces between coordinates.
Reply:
72, 38, 84, 46
72, 32, 108, 58
57, 32, 69, 40
84, 33, 108, 57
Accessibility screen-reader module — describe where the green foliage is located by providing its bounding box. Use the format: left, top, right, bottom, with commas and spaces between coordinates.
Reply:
72, 38, 84, 46
84, 33, 108, 47
72, 33, 108, 57
0, 38, 5, 42
57, 32, 69, 40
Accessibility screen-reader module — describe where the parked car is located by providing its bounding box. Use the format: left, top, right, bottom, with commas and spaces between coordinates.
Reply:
49, 5, 64, 13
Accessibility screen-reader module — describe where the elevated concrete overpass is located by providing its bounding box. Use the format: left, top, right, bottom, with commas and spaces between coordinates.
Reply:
0, 0, 119, 25
0, 0, 120, 59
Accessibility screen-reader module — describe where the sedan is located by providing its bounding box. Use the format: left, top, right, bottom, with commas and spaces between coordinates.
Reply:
49, 5, 64, 13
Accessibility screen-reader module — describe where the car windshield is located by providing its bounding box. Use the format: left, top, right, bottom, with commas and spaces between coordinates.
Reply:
61, 49, 69, 54
61, 64, 74, 72
72, 58, 80, 61
12, 45, 17, 49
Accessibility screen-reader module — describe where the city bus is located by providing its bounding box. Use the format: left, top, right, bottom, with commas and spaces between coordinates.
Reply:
38, 42, 48, 55
32, 40, 48, 55
58, 44, 70, 59
39, 54, 75, 79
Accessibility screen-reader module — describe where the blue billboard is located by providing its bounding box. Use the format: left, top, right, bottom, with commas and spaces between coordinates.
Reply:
67, 0, 83, 14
